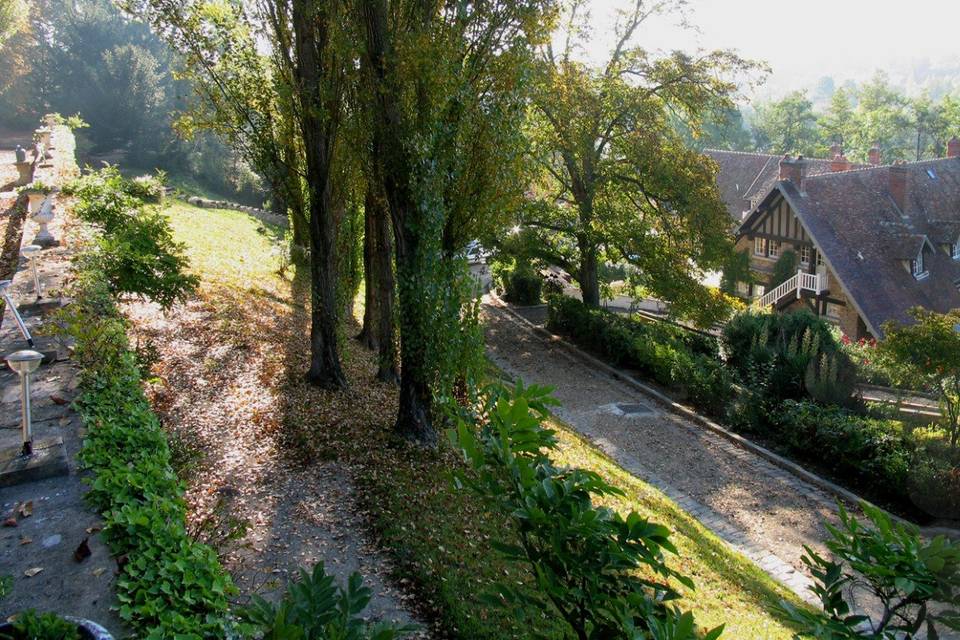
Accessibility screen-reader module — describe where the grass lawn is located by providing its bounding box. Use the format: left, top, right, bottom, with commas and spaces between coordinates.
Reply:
160, 199, 806, 639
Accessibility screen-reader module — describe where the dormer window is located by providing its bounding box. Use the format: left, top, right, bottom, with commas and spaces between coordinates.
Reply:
911, 251, 928, 279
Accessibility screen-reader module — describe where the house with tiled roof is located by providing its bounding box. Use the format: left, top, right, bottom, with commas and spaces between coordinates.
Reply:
713, 140, 960, 339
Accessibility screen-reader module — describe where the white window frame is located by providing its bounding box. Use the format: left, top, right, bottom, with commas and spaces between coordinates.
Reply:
816, 252, 824, 267
768, 240, 781, 259
912, 251, 928, 279
952, 238, 960, 260
799, 245, 811, 266
754, 237, 767, 257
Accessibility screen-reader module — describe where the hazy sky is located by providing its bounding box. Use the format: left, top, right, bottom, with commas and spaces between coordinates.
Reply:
579, 0, 960, 97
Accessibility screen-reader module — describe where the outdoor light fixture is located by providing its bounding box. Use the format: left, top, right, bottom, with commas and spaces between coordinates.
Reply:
0, 280, 34, 347
5, 350, 44, 456
20, 244, 42, 300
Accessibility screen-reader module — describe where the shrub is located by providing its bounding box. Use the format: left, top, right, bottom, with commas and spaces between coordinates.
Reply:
125, 172, 166, 203
908, 456, 960, 521
86, 210, 198, 309
1, 610, 80, 640
769, 250, 797, 289
450, 382, 722, 640
504, 264, 542, 305
723, 309, 856, 406
546, 296, 731, 415
782, 502, 960, 638
242, 563, 416, 639
774, 401, 913, 499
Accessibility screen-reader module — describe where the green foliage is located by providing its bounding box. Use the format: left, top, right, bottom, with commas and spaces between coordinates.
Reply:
450, 381, 722, 640
752, 91, 819, 156
723, 309, 856, 406
771, 401, 913, 501
503, 264, 542, 306
0, 610, 80, 640
782, 502, 960, 638
68, 166, 198, 308
125, 172, 167, 203
51, 254, 235, 638
547, 296, 732, 416
769, 250, 798, 290
879, 308, 960, 451
242, 563, 417, 640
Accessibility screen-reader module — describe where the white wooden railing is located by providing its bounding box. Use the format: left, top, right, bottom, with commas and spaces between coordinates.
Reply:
754, 269, 825, 308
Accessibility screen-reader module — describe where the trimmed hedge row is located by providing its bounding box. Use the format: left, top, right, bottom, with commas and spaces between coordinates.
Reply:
545, 297, 939, 517
546, 296, 732, 416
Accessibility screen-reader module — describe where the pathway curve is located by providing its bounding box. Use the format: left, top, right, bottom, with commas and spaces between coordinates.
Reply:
484, 299, 850, 601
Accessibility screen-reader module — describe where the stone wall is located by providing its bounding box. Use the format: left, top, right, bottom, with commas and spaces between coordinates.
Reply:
184, 196, 287, 229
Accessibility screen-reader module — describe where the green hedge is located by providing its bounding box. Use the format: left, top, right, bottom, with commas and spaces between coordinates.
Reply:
546, 296, 732, 416
58, 270, 236, 639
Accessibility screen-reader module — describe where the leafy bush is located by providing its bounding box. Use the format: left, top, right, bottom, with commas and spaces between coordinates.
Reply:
773, 401, 913, 500
86, 210, 198, 309
503, 264, 542, 305
782, 502, 960, 638
908, 456, 960, 521
125, 172, 166, 203
547, 296, 731, 415
723, 309, 856, 406
0, 610, 80, 640
769, 250, 797, 289
53, 268, 236, 638
242, 563, 416, 639
450, 382, 722, 640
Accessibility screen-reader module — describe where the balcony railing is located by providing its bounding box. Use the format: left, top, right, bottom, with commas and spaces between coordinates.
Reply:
754, 270, 826, 309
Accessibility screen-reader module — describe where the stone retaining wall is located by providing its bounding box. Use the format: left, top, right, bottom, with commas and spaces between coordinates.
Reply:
184, 196, 287, 229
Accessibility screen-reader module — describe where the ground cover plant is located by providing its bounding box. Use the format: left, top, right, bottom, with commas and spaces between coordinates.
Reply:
154, 200, 805, 639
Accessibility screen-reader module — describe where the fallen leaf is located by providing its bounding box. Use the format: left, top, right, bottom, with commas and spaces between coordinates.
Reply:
85, 524, 102, 534
74, 537, 91, 562
92, 567, 105, 577
23, 567, 43, 577
51, 395, 68, 405
19, 536, 32, 545
18, 501, 32, 518
2, 518, 16, 528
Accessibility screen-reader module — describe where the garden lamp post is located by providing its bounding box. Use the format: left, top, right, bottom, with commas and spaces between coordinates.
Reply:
0, 280, 34, 347
21, 245, 42, 300
5, 350, 44, 456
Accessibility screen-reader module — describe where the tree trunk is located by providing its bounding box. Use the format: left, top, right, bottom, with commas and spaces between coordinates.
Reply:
292, 0, 347, 390
372, 189, 397, 383
361, 0, 434, 443
357, 186, 379, 349
579, 238, 600, 307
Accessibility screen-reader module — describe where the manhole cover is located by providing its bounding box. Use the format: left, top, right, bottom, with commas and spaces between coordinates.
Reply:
615, 402, 654, 416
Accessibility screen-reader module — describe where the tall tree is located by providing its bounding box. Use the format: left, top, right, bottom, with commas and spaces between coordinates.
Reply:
752, 90, 818, 156
848, 72, 912, 163
524, 0, 758, 321
358, 0, 549, 444
817, 86, 855, 154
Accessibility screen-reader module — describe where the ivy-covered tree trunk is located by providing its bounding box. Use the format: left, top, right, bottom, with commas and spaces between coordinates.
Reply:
292, 0, 347, 390
361, 0, 434, 444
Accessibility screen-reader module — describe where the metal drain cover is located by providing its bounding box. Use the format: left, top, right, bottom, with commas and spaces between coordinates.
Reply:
615, 402, 654, 416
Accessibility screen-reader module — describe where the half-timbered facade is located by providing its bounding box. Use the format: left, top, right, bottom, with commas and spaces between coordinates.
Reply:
720, 144, 960, 339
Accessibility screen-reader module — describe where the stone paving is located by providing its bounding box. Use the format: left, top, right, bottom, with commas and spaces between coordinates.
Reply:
484, 298, 842, 603
0, 133, 125, 632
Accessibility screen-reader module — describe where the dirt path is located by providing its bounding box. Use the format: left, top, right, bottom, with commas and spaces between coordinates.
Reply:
483, 300, 847, 599
125, 297, 426, 632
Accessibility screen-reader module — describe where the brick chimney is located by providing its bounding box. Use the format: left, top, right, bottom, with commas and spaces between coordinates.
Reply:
868, 144, 882, 165
948, 136, 960, 158
889, 162, 909, 212
831, 152, 851, 172
779, 154, 805, 189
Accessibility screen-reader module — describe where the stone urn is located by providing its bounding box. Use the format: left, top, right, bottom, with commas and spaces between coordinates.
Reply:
25, 190, 48, 214
14, 162, 34, 187
34, 128, 53, 158
0, 616, 113, 639
31, 195, 58, 247
43, 114, 59, 128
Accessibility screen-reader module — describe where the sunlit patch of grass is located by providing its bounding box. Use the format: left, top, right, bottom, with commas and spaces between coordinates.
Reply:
162, 200, 806, 639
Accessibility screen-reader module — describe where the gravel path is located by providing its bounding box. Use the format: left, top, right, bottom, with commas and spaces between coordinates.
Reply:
484, 299, 848, 599
125, 298, 426, 633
